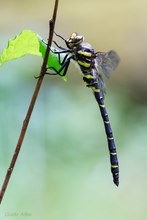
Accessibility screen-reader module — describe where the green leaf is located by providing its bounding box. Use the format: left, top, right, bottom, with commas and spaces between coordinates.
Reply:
0, 30, 41, 65
0, 30, 67, 81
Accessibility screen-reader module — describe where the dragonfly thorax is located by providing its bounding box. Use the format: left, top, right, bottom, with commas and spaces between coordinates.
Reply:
74, 42, 96, 71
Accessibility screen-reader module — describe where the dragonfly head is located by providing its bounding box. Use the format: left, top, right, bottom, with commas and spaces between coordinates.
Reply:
66, 32, 84, 49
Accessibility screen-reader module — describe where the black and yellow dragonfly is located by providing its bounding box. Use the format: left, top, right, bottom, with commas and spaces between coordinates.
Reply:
45, 32, 120, 186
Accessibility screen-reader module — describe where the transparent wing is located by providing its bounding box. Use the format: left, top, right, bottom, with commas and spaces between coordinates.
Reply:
96, 50, 120, 78
94, 67, 107, 98
98, 74, 107, 98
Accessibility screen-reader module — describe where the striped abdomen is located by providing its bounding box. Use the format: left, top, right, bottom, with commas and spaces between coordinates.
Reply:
93, 85, 119, 186
83, 74, 119, 186
76, 45, 119, 186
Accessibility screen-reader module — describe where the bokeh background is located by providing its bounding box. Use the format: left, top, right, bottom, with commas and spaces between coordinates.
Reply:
0, 0, 147, 219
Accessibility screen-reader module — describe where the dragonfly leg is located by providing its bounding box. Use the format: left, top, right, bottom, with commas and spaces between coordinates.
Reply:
53, 40, 68, 51
49, 48, 71, 65
54, 32, 67, 42
46, 56, 73, 77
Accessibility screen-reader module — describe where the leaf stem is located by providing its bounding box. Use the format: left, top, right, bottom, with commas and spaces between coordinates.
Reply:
0, 0, 59, 204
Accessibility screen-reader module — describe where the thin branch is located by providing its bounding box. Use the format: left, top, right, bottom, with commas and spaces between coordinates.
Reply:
0, 0, 59, 204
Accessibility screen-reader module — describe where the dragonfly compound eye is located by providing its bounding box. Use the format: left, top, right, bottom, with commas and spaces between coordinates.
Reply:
66, 32, 84, 48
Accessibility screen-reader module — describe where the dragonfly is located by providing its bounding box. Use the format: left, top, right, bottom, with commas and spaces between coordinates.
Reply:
45, 32, 120, 186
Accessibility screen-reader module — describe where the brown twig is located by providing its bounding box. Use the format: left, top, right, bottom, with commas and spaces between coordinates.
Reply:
0, 0, 59, 204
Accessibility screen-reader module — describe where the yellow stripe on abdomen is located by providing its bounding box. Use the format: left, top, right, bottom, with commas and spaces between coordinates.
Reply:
77, 50, 92, 57
110, 152, 117, 155
84, 74, 95, 79
108, 137, 114, 140
111, 165, 118, 168
77, 60, 91, 68
104, 120, 110, 124
99, 104, 105, 108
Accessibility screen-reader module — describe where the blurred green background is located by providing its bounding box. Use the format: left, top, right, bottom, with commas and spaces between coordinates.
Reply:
0, 0, 147, 219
